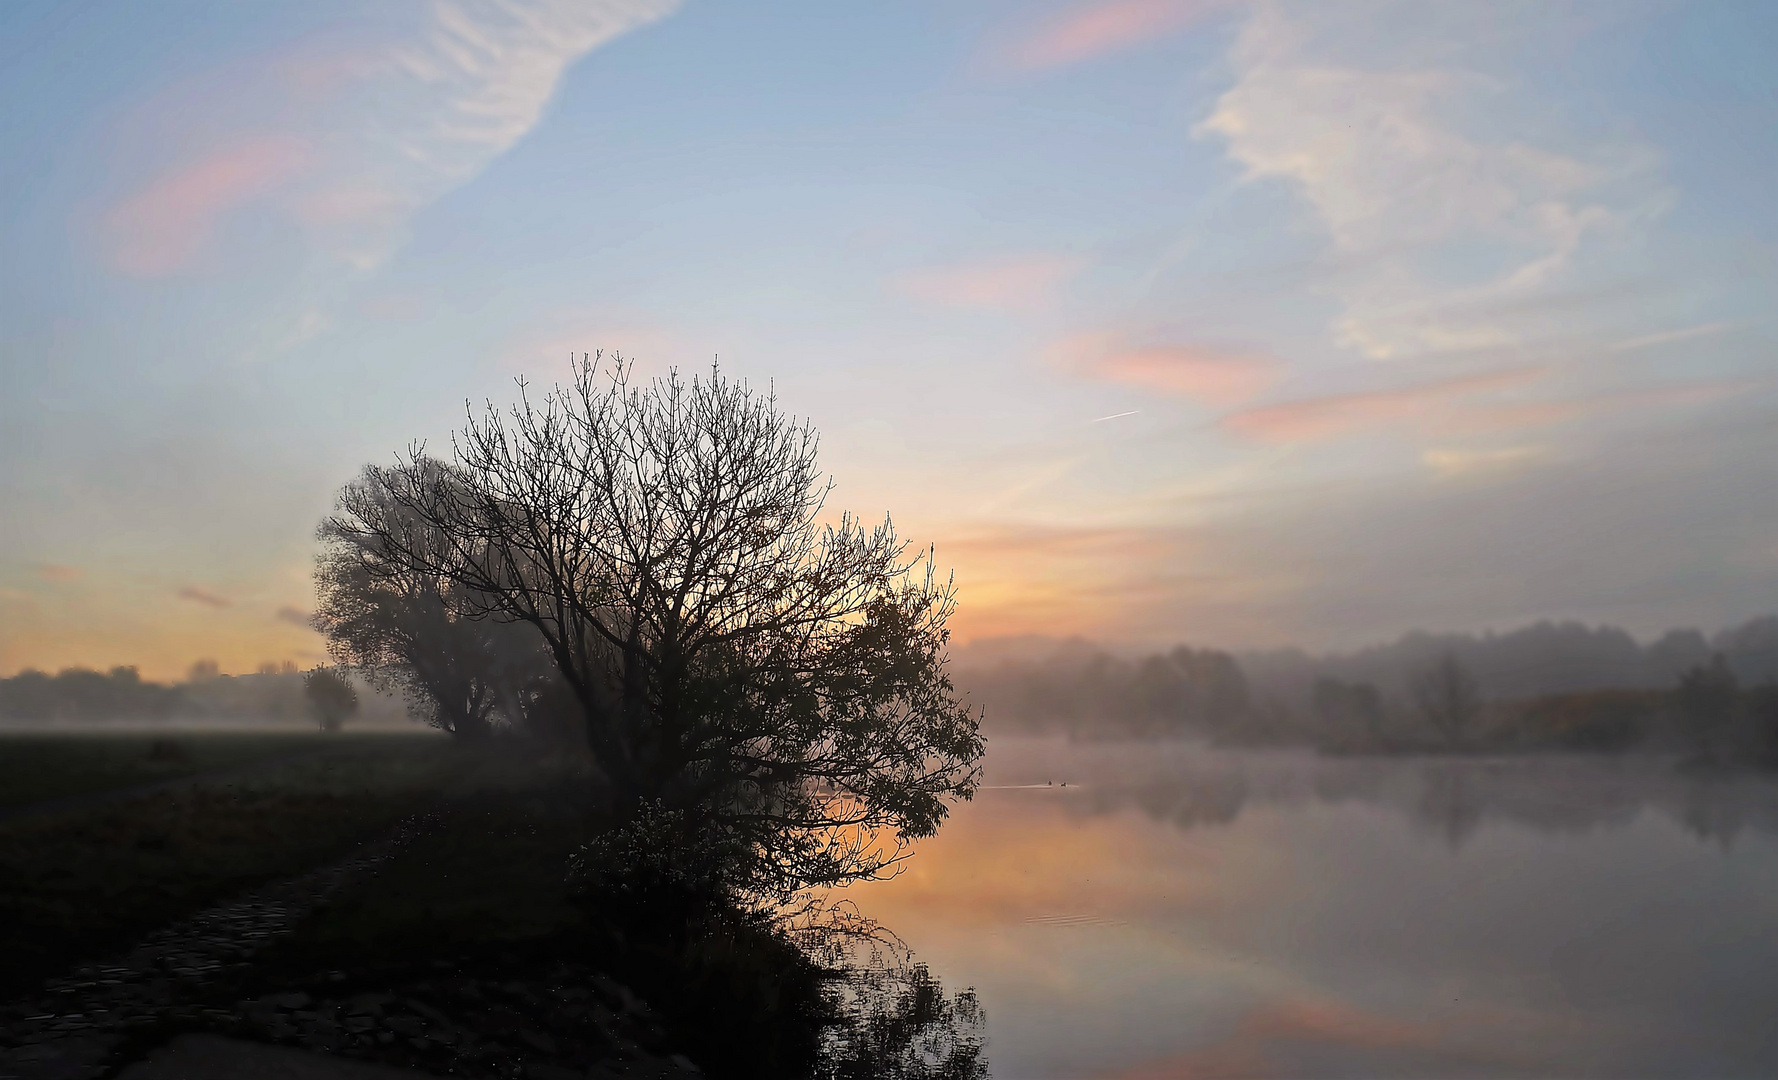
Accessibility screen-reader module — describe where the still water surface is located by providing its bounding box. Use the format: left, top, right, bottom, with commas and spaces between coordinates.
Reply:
846, 738, 1778, 1079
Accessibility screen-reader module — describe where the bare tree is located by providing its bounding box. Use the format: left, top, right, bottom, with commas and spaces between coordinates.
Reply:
321, 354, 983, 897
1411, 652, 1480, 746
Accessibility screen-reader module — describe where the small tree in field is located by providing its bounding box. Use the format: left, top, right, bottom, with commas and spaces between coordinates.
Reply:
303, 665, 359, 732
321, 354, 983, 901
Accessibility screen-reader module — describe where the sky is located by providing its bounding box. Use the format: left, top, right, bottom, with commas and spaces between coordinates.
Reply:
1, 0, 1776, 679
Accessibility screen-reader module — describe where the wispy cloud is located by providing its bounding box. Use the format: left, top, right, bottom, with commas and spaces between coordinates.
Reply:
1003, 0, 1238, 71
36, 564, 81, 583
1604, 321, 1732, 355
273, 605, 312, 627
1224, 366, 1752, 445
896, 254, 1081, 310
1056, 332, 1281, 405
1422, 445, 1543, 478
99, 0, 681, 276
1222, 366, 1544, 442
1196, 4, 1669, 359
103, 138, 313, 276
176, 585, 233, 609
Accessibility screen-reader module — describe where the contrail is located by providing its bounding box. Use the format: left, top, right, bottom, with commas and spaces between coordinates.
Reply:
1090, 409, 1140, 423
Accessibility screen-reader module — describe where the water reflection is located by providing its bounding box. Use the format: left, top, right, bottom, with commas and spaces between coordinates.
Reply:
817, 951, 987, 1080
993, 740, 1778, 848
848, 738, 1778, 1079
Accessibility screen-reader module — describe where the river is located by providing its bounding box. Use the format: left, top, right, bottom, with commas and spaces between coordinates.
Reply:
844, 737, 1778, 1079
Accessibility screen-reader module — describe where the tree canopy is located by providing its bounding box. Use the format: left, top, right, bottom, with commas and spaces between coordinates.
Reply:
319, 355, 983, 897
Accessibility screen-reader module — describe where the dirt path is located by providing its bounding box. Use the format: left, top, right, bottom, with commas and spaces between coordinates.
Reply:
0, 812, 435, 1080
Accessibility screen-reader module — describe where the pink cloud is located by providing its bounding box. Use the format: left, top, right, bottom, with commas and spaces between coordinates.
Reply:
897, 254, 1080, 310
1052, 333, 1281, 406
1006, 0, 1236, 71
1101, 345, 1279, 405
176, 585, 233, 609
1222, 368, 1545, 443
102, 136, 312, 276
36, 564, 81, 583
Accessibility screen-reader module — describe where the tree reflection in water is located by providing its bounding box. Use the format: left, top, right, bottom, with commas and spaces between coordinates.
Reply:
995, 739, 1778, 850
814, 947, 987, 1080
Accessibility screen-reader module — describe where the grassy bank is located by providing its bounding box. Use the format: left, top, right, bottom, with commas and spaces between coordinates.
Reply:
0, 729, 379, 811
254, 781, 831, 1078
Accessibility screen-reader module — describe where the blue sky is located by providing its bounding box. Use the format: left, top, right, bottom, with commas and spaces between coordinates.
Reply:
2, 0, 1775, 677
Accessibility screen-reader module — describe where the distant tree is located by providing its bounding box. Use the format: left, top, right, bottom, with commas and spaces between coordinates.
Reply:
1132, 654, 1191, 733
321, 355, 983, 900
1677, 655, 1740, 763
1177, 648, 1250, 729
1313, 676, 1384, 743
314, 462, 555, 743
303, 666, 359, 732
187, 659, 220, 683
1411, 653, 1480, 747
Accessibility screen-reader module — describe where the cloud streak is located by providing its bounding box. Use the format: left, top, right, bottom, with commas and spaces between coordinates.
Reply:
100, 0, 681, 276
176, 585, 233, 609
1004, 0, 1238, 71
274, 605, 312, 627
1057, 333, 1282, 406
103, 138, 313, 276
1223, 366, 1544, 442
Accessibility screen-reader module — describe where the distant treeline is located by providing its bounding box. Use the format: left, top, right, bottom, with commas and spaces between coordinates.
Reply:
0, 664, 404, 724
955, 615, 1778, 763
957, 642, 1253, 738
1239, 615, 1778, 705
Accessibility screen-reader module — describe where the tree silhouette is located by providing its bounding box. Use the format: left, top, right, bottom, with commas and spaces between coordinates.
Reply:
321, 354, 983, 898
302, 666, 359, 732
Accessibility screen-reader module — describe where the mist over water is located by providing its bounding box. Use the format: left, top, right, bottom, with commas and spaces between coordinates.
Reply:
846, 738, 1778, 1079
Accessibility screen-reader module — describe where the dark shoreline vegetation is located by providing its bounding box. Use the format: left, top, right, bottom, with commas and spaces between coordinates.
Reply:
0, 733, 987, 1079
6, 357, 989, 1078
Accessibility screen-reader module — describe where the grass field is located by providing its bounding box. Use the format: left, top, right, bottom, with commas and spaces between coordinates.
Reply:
0, 731, 528, 999
0, 729, 374, 811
